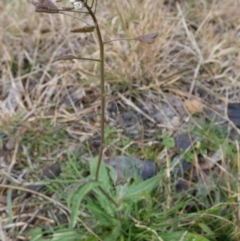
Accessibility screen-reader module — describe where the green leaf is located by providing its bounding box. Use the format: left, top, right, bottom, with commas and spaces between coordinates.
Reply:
121, 174, 161, 203
51, 230, 83, 241
26, 228, 88, 241
162, 135, 175, 150
69, 180, 100, 228
160, 231, 210, 241
27, 227, 44, 241
198, 222, 214, 236
86, 197, 118, 227
89, 157, 116, 216
90, 157, 111, 192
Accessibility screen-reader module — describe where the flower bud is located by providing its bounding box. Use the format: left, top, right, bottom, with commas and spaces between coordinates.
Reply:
73, 1, 83, 10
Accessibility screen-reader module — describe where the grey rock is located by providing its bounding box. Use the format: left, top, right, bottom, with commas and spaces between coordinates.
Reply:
175, 178, 190, 193
228, 103, 240, 127
27, 162, 61, 194
230, 128, 240, 141
117, 112, 139, 128
171, 155, 192, 177
174, 160, 192, 176
116, 112, 142, 140
107, 155, 156, 180
5, 138, 16, 150
175, 133, 192, 151
43, 162, 61, 179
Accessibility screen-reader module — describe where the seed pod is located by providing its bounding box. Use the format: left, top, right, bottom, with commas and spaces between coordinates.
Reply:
70, 26, 95, 33
135, 32, 159, 44
31, 0, 60, 13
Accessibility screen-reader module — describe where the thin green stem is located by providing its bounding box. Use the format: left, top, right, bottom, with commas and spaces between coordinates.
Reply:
84, 3, 105, 182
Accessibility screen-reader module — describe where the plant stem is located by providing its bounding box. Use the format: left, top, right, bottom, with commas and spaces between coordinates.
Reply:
84, 3, 105, 182
98, 186, 118, 207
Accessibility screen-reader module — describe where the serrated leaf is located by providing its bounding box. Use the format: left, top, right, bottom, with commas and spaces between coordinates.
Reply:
70, 180, 100, 228
135, 32, 159, 44
70, 26, 95, 33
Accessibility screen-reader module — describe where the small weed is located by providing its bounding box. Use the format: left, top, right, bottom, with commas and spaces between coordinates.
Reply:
1, 0, 240, 240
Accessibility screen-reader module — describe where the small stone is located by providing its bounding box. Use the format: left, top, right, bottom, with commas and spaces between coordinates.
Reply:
175, 133, 192, 151
153, 111, 163, 123
171, 155, 192, 176
43, 162, 61, 179
175, 179, 190, 193
107, 155, 156, 180
228, 103, 240, 127
171, 116, 181, 127
5, 139, 16, 150
27, 163, 62, 194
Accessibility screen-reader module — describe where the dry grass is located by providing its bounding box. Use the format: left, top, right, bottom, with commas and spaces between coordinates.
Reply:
1, 0, 240, 128
1, 0, 240, 240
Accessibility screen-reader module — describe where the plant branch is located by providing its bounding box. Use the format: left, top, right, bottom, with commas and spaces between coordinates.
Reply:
98, 186, 119, 207
84, 2, 105, 182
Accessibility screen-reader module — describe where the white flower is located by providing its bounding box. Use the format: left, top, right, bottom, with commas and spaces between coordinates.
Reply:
69, 0, 83, 10
73, 1, 83, 9
70, 0, 83, 10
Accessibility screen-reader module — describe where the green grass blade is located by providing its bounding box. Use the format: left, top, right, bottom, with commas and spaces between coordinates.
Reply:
69, 180, 100, 228
121, 174, 162, 203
